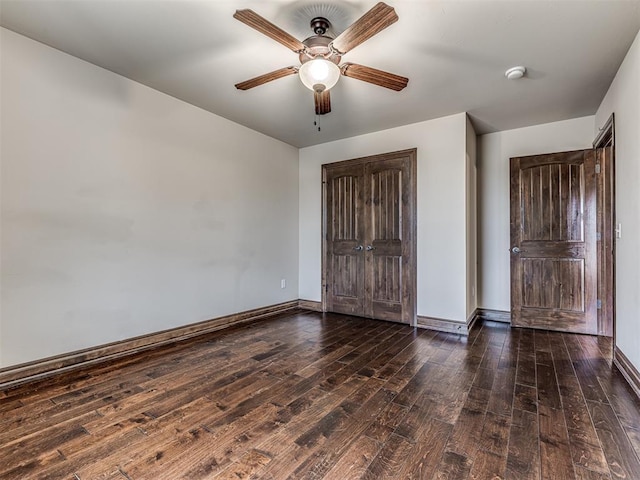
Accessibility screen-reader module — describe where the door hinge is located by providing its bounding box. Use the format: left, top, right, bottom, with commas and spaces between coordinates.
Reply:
596, 232, 601, 241
597, 299, 602, 309
595, 163, 601, 174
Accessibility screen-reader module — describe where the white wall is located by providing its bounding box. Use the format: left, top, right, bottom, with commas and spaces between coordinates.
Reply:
595, 31, 640, 369
465, 116, 478, 320
299, 113, 469, 322
0, 29, 299, 367
477, 116, 595, 311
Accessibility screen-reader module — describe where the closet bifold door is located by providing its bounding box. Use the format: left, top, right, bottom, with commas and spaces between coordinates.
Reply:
324, 162, 366, 317
365, 155, 415, 323
323, 149, 416, 325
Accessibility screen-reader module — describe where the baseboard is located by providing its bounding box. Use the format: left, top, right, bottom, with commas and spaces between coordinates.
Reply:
0, 300, 300, 390
477, 308, 511, 324
416, 308, 510, 336
417, 315, 468, 335
614, 347, 640, 400
298, 299, 323, 312
467, 309, 480, 332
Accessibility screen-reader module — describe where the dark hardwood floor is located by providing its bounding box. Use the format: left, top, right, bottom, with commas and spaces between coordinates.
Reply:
1, 311, 639, 479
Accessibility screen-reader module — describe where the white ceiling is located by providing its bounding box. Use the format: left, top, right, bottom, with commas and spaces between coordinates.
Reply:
1, 0, 639, 148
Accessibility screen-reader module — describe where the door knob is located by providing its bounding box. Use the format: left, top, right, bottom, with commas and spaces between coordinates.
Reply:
366, 245, 375, 251
353, 245, 363, 251
511, 246, 521, 254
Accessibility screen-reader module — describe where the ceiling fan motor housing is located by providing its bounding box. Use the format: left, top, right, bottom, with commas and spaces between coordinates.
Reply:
299, 35, 341, 65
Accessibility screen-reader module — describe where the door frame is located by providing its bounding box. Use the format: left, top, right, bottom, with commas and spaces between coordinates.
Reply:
507, 115, 616, 337
321, 148, 418, 325
593, 113, 616, 338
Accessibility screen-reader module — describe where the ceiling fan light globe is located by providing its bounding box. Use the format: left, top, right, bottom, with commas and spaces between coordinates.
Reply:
310, 59, 330, 80
299, 59, 340, 92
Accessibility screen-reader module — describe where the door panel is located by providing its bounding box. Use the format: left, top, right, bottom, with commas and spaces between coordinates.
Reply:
333, 255, 359, 298
325, 167, 365, 316
521, 259, 584, 310
366, 159, 409, 322
323, 149, 416, 324
510, 150, 597, 334
521, 163, 584, 242
371, 168, 402, 241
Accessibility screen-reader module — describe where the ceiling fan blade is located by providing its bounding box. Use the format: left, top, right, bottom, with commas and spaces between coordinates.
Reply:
235, 66, 298, 90
234, 9, 306, 53
314, 90, 331, 115
330, 2, 398, 54
341, 63, 408, 91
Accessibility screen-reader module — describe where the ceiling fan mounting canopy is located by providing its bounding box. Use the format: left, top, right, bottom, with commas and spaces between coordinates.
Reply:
233, 2, 409, 115
310, 17, 331, 36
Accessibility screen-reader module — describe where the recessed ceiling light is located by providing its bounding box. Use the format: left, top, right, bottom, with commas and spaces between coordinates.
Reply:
505, 66, 526, 80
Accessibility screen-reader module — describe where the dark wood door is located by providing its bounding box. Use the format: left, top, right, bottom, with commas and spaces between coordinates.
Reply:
324, 149, 416, 324
510, 149, 597, 334
324, 162, 366, 316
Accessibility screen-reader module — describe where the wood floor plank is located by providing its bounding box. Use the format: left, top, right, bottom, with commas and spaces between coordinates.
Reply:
624, 426, 640, 462
564, 335, 610, 404
443, 386, 491, 459
361, 432, 414, 480
587, 400, 640, 480
421, 364, 471, 424
431, 450, 473, 479
597, 367, 640, 430
363, 400, 410, 443
487, 366, 516, 417
323, 434, 381, 479
480, 410, 511, 457
473, 367, 496, 390
539, 404, 576, 480
556, 372, 609, 475
2, 314, 640, 480
242, 376, 371, 479
288, 387, 395, 478
537, 362, 562, 410
573, 465, 612, 480
214, 448, 272, 480
516, 352, 538, 388
514, 383, 538, 413
468, 449, 507, 480
402, 419, 453, 479
374, 329, 436, 381
129, 387, 323, 479
567, 427, 610, 475
506, 409, 541, 480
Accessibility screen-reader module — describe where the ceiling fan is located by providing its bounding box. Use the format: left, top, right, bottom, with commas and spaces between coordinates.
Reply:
233, 2, 409, 115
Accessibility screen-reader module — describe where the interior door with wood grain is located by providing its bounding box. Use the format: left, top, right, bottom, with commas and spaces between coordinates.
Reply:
325, 162, 366, 316
366, 154, 416, 323
510, 149, 597, 334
